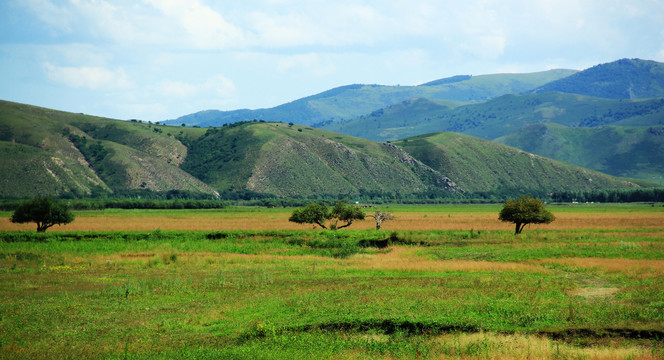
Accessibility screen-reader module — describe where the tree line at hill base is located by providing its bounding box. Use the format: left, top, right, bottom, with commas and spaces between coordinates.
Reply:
551, 187, 664, 203
1, 187, 663, 211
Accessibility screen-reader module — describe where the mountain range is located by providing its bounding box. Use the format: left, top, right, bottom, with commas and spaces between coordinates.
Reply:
166, 58, 664, 183
165, 69, 576, 127
0, 100, 646, 199
316, 59, 664, 181
2, 58, 662, 199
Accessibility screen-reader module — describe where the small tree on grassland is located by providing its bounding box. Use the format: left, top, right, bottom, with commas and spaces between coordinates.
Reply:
288, 203, 330, 229
330, 202, 365, 229
499, 195, 555, 235
289, 202, 364, 230
368, 210, 394, 230
10, 196, 75, 232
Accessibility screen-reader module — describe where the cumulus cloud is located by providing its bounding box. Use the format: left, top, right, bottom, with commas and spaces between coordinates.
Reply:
145, 0, 245, 49
208, 75, 237, 97
23, 0, 244, 50
156, 75, 236, 99
43, 63, 133, 90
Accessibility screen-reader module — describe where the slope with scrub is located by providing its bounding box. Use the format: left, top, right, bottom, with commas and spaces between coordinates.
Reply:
395, 132, 640, 196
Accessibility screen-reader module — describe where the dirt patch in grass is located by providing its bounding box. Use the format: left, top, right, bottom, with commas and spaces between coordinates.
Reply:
570, 287, 620, 299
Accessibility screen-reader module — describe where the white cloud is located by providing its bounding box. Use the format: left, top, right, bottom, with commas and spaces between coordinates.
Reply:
43, 63, 133, 90
245, 2, 393, 48
248, 12, 316, 47
23, 0, 73, 33
276, 54, 335, 76
156, 75, 236, 99
22, 0, 244, 50
208, 75, 237, 97
144, 0, 244, 49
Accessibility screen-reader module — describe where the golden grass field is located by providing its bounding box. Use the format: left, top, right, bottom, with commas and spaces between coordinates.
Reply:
2, 204, 663, 232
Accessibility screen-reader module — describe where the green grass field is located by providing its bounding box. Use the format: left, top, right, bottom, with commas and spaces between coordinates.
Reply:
1, 204, 664, 359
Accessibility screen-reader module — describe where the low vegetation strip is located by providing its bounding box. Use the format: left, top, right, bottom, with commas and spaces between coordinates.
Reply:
1, 203, 662, 232
254, 319, 664, 342
540, 328, 664, 342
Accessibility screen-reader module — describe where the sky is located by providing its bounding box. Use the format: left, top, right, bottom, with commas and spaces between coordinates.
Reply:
1, 0, 663, 122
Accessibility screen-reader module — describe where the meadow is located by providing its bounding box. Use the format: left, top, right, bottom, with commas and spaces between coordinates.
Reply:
1, 203, 664, 359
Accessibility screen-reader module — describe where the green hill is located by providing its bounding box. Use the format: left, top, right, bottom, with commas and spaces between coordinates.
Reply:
318, 98, 461, 141
495, 123, 664, 181
320, 92, 664, 141
167, 70, 576, 127
1, 100, 648, 199
0, 100, 216, 198
394, 132, 641, 195
532, 58, 664, 99
179, 122, 459, 198
0, 100, 461, 199
159, 121, 649, 198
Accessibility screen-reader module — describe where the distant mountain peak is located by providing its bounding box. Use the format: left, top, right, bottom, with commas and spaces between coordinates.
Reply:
166, 69, 575, 128
532, 58, 664, 99
419, 75, 472, 87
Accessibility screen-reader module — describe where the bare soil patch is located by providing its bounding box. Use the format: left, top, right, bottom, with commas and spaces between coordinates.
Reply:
570, 287, 620, 299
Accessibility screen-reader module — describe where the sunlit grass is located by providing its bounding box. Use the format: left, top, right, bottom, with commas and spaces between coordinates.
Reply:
1, 204, 663, 359
2, 203, 662, 232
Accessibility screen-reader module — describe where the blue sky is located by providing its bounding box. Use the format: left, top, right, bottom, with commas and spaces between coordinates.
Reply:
1, 0, 663, 122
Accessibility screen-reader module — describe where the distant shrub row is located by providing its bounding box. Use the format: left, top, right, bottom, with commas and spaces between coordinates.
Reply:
3, 187, 663, 211
552, 187, 664, 203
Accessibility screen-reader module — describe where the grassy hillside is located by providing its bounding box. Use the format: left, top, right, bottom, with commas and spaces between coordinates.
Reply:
319, 98, 462, 141
532, 58, 664, 99
395, 132, 640, 195
181, 121, 459, 198
0, 142, 110, 198
495, 123, 664, 181
2, 100, 648, 200
168, 70, 576, 127
0, 100, 215, 198
321, 92, 664, 141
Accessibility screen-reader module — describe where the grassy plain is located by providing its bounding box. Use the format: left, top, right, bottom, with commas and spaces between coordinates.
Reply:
1, 203, 664, 359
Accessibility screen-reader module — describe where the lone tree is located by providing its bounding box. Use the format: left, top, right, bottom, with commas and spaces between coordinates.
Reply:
289, 202, 364, 230
499, 195, 555, 235
288, 203, 330, 229
10, 196, 75, 232
330, 202, 365, 230
368, 210, 394, 230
